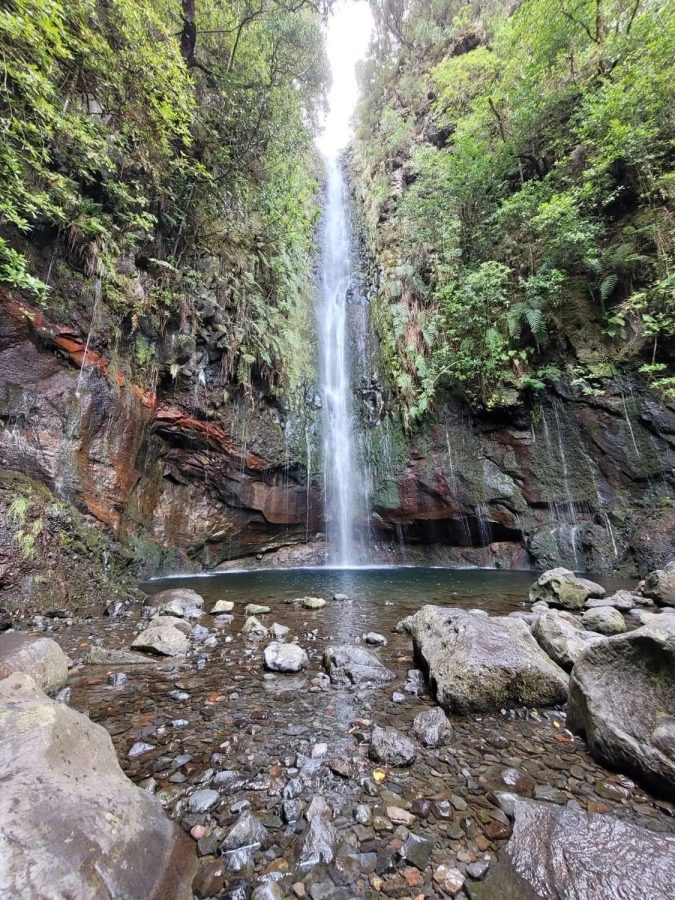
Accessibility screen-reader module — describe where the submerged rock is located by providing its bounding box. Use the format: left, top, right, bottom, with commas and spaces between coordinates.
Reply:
407, 607, 568, 713
245, 603, 270, 615
132, 624, 189, 657
581, 606, 626, 635
0, 672, 197, 898
324, 644, 395, 687
475, 799, 675, 900
369, 725, 417, 766
529, 568, 605, 610
531, 610, 602, 671
587, 589, 648, 611
263, 641, 308, 673
0, 632, 68, 694
242, 616, 269, 639
412, 706, 452, 748
567, 618, 675, 799
302, 596, 326, 610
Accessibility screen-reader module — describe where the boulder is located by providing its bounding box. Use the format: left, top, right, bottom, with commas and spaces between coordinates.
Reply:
581, 606, 626, 635
0, 673, 197, 898
369, 725, 417, 766
529, 568, 605, 610
0, 633, 68, 694
144, 588, 204, 618
474, 799, 675, 900
148, 615, 192, 635
587, 589, 650, 611
263, 641, 308, 673
407, 607, 568, 713
567, 618, 675, 799
323, 644, 395, 687
642, 565, 675, 606
412, 706, 452, 748
531, 610, 603, 671
131, 625, 189, 657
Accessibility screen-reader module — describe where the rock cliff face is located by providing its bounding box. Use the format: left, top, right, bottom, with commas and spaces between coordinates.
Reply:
0, 291, 322, 612
2, 278, 674, 615
362, 381, 675, 575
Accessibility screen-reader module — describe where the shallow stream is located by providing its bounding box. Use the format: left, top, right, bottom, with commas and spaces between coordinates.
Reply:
51, 567, 674, 898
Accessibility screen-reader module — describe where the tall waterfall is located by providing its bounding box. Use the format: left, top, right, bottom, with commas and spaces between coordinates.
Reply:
318, 153, 360, 565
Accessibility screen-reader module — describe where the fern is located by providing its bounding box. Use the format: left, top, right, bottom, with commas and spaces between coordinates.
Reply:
600, 273, 618, 301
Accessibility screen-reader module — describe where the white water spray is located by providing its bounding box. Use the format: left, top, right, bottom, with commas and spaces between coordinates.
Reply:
318, 153, 358, 564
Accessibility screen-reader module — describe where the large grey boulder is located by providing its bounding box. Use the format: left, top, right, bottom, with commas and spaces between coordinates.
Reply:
323, 644, 395, 687
0, 633, 68, 694
144, 588, 204, 618
642, 564, 675, 607
529, 568, 605, 610
131, 624, 189, 657
473, 799, 675, 900
531, 609, 603, 671
581, 605, 626, 635
0, 672, 197, 898
407, 607, 568, 713
567, 618, 675, 799
263, 641, 308, 673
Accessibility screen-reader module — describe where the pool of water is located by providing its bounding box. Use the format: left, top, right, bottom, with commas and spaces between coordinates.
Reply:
141, 566, 629, 621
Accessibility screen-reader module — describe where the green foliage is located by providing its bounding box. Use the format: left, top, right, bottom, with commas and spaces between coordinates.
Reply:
0, 0, 329, 395
355, 0, 675, 417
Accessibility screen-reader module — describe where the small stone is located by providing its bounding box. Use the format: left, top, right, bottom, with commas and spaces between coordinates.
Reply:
386, 806, 415, 826
263, 641, 308, 673
211, 600, 234, 614
193, 859, 225, 898
302, 596, 326, 610
128, 741, 154, 758
271, 622, 290, 640
311, 742, 328, 758
332, 593, 350, 602
188, 789, 220, 813
533, 784, 567, 804
391, 692, 405, 703
354, 805, 372, 825
282, 799, 303, 823
433, 865, 465, 896
364, 632, 387, 646
245, 604, 271, 615
191, 824, 207, 840
412, 706, 452, 748
106, 672, 128, 687
466, 858, 490, 880
242, 616, 269, 638
485, 819, 512, 840
400, 833, 432, 870
369, 725, 417, 766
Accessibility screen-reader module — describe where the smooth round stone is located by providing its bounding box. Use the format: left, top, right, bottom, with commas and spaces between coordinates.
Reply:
263, 641, 308, 673
302, 596, 326, 610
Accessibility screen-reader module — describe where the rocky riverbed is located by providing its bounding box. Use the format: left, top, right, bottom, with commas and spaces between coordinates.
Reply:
1, 566, 674, 899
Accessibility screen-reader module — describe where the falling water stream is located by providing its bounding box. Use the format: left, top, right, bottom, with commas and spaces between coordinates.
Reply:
318, 153, 360, 565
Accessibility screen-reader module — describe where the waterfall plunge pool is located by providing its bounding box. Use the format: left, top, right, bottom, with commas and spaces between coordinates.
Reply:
141, 566, 631, 623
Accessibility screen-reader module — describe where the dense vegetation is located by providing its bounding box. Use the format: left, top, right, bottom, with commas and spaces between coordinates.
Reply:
0, 0, 329, 394
354, 0, 675, 420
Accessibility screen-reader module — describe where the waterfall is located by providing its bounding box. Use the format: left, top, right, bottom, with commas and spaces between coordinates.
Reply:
318, 153, 361, 565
